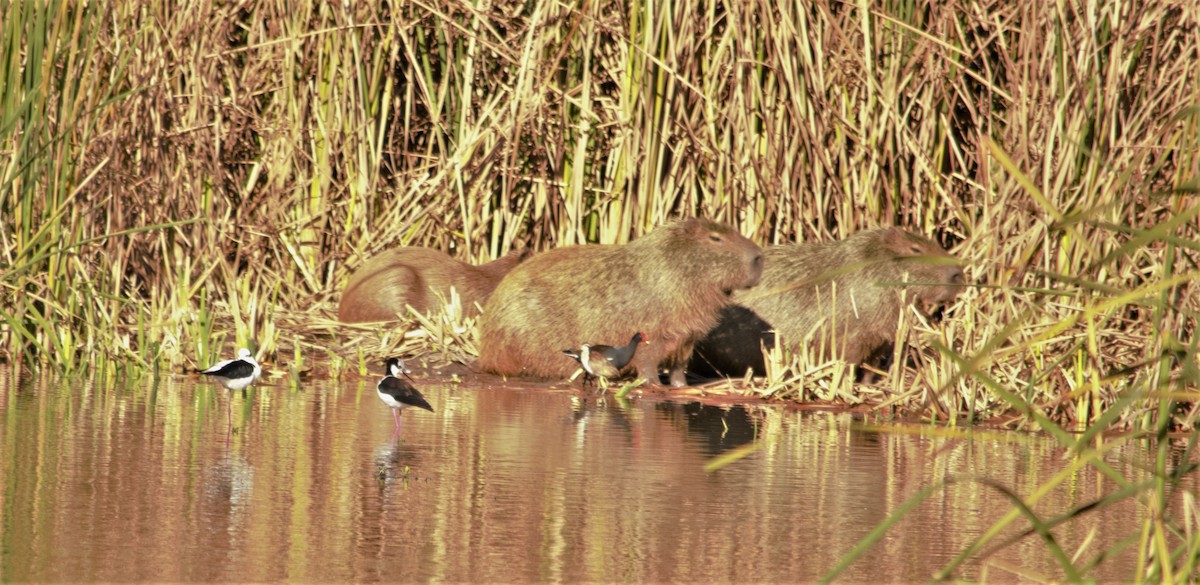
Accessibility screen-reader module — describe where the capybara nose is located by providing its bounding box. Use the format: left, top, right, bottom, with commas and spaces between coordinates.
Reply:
949, 267, 965, 285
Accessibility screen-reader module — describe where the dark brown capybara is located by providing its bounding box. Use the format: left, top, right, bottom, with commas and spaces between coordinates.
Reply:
689, 227, 965, 378
338, 247, 532, 323
479, 218, 764, 387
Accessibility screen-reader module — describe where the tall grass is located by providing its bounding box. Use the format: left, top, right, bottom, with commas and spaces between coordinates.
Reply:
1, 1, 1197, 427
3, 1, 1198, 579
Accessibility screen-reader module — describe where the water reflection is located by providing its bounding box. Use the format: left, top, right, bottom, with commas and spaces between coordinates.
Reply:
0, 366, 1189, 582
654, 401, 758, 455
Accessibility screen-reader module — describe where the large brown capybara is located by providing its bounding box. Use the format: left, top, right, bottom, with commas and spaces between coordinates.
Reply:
338, 247, 532, 323
689, 227, 965, 378
479, 218, 764, 387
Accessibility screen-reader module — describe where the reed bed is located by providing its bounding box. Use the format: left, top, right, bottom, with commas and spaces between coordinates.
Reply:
2, 0, 1198, 579
3, 0, 1197, 424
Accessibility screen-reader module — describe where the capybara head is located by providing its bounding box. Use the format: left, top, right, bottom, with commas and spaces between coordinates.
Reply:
670, 217, 764, 295
868, 227, 965, 316
692, 227, 965, 378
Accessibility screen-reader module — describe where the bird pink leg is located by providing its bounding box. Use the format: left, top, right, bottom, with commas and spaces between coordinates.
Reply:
225, 397, 233, 447
393, 409, 402, 434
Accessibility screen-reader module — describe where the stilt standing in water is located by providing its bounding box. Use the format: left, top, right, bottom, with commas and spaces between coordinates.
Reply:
200, 348, 262, 433
562, 332, 646, 387
377, 357, 433, 434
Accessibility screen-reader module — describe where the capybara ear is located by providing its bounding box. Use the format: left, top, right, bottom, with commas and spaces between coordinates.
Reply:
681, 217, 703, 235
880, 227, 927, 257
513, 247, 534, 262
879, 226, 906, 249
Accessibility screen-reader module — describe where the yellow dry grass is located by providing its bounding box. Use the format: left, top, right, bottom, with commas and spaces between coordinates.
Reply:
1, 0, 1197, 432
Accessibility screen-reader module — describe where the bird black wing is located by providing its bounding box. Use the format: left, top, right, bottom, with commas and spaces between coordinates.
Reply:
204, 359, 256, 379
399, 386, 434, 411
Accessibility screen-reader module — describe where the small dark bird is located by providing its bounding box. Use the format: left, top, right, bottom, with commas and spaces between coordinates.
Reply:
562, 332, 646, 386
377, 357, 433, 434
200, 348, 262, 434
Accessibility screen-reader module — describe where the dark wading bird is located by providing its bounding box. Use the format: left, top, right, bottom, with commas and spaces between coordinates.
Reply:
562, 332, 646, 387
199, 348, 262, 433
377, 357, 433, 434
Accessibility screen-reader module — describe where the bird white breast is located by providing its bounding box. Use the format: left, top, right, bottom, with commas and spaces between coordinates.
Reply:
579, 345, 595, 376
377, 390, 410, 410
224, 376, 256, 391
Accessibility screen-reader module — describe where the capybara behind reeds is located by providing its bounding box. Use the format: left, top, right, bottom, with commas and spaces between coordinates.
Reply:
479, 218, 763, 387
338, 248, 531, 323
690, 227, 965, 377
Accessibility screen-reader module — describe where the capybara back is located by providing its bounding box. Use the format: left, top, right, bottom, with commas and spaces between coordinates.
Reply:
479, 218, 763, 386
338, 248, 530, 322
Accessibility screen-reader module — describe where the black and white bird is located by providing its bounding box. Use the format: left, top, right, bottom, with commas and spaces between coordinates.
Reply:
562, 332, 646, 386
200, 347, 262, 434
200, 348, 262, 391
377, 357, 433, 434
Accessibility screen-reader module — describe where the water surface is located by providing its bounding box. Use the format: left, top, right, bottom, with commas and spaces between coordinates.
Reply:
0, 366, 1175, 581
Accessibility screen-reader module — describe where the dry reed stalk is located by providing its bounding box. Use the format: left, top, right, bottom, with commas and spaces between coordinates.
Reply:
0, 0, 1195, 433
2, 2, 1198, 579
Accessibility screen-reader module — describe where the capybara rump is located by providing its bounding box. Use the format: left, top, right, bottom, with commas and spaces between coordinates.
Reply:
339, 247, 530, 322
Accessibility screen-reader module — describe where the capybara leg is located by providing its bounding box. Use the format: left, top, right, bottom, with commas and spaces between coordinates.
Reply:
831, 326, 865, 365
667, 365, 687, 388
632, 352, 663, 386
636, 364, 662, 386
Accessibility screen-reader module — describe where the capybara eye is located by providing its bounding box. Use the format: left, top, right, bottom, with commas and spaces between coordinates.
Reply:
709, 234, 723, 242
910, 245, 923, 255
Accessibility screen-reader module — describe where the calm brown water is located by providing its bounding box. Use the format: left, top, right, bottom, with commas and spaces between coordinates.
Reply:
0, 365, 1177, 582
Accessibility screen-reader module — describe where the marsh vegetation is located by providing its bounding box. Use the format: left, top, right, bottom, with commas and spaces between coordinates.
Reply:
2, 1, 1198, 580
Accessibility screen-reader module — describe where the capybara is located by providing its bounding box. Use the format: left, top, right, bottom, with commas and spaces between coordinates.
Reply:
479, 218, 763, 387
338, 247, 531, 322
689, 227, 965, 378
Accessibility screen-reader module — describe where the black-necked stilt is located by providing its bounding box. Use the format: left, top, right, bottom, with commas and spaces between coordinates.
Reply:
562, 332, 646, 386
200, 348, 262, 433
377, 357, 433, 434
200, 348, 262, 391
